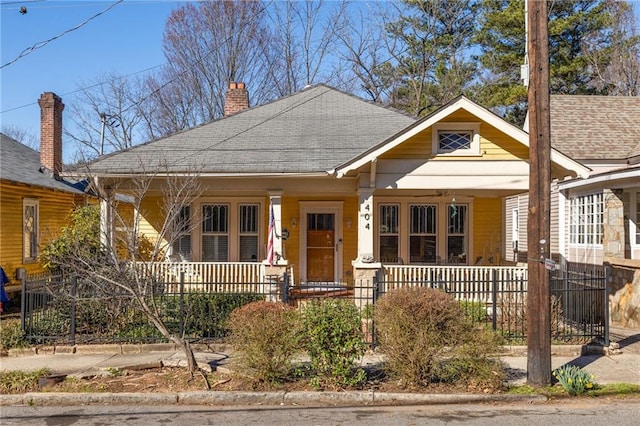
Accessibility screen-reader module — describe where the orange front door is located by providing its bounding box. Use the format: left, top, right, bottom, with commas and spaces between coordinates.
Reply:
306, 213, 335, 282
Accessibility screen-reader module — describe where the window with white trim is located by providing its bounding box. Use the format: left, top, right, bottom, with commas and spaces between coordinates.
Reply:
569, 193, 603, 245
432, 122, 480, 155
635, 192, 640, 245
171, 206, 191, 261
202, 204, 229, 261
409, 204, 437, 263
23, 199, 39, 262
379, 204, 399, 263
239, 204, 259, 262
447, 204, 467, 263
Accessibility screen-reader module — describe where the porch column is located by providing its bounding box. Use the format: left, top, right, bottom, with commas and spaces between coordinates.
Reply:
603, 189, 625, 259
264, 193, 288, 301
266, 193, 287, 265
99, 185, 114, 255
356, 188, 375, 261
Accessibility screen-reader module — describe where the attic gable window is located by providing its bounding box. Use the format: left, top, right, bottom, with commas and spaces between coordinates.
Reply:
432, 122, 480, 156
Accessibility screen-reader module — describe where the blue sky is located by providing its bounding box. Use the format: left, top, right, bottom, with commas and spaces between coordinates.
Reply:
1, 0, 181, 147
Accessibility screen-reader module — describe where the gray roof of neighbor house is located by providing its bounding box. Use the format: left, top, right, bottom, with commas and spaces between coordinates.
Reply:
550, 95, 640, 161
0, 133, 86, 193
87, 84, 416, 175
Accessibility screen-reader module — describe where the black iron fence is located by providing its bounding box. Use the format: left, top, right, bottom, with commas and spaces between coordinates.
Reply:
20, 265, 608, 346
379, 266, 608, 345
21, 270, 286, 345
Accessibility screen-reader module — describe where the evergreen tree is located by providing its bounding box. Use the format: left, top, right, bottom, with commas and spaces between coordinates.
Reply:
475, 0, 627, 126
377, 0, 479, 116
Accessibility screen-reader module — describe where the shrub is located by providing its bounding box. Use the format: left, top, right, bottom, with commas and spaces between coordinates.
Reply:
301, 299, 367, 389
228, 301, 302, 383
375, 287, 504, 388
0, 319, 29, 353
553, 364, 596, 396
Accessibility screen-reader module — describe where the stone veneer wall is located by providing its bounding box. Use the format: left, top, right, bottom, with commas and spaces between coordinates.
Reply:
607, 258, 640, 329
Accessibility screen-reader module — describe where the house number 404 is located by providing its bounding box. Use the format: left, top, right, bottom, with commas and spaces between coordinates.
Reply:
361, 203, 371, 229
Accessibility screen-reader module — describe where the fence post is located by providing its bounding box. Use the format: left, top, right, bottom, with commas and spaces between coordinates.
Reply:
19, 268, 26, 332
179, 271, 185, 338
281, 272, 289, 304
604, 266, 610, 347
492, 268, 497, 331
69, 275, 77, 346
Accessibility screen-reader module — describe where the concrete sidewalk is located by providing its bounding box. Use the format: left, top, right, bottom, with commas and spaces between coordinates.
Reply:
0, 329, 638, 407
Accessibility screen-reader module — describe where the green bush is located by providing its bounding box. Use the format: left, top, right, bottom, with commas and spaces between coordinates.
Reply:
0, 319, 29, 352
228, 301, 302, 383
301, 299, 367, 389
375, 287, 504, 389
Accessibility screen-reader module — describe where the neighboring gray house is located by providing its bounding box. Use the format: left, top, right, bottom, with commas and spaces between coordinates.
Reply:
505, 95, 640, 327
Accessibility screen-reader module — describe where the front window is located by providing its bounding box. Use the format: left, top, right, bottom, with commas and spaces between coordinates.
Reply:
23, 199, 38, 262
379, 204, 399, 263
410, 205, 437, 263
569, 193, 603, 245
239, 204, 259, 262
447, 204, 467, 263
171, 206, 191, 260
202, 204, 228, 261
636, 192, 640, 245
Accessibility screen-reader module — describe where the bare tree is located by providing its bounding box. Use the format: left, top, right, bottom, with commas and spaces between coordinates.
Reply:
585, 0, 640, 96
66, 72, 150, 162
1, 125, 38, 149
265, 0, 349, 96
143, 0, 275, 137
334, 3, 391, 102
44, 164, 205, 374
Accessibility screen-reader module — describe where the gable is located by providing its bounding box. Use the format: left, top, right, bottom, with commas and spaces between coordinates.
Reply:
380, 109, 529, 162
335, 96, 589, 180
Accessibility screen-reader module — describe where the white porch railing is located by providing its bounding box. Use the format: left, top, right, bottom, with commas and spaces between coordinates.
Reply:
142, 262, 267, 293
381, 265, 528, 304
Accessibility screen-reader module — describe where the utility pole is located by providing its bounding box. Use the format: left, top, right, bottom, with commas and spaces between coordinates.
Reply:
527, 0, 551, 386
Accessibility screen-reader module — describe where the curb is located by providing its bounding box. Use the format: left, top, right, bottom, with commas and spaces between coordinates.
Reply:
0, 391, 548, 407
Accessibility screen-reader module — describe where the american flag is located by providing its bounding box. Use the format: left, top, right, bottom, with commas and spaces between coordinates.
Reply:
267, 204, 275, 266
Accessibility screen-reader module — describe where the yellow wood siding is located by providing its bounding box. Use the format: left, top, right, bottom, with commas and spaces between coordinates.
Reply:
0, 180, 85, 284
472, 197, 503, 265
380, 111, 529, 161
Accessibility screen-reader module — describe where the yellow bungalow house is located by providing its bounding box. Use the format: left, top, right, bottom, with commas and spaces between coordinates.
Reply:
84, 83, 589, 291
0, 93, 87, 295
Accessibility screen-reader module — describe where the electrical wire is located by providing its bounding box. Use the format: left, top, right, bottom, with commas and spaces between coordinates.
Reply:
0, 0, 125, 69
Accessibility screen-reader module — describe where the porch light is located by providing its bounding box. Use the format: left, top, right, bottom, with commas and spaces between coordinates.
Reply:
346, 218, 353, 229
290, 217, 297, 228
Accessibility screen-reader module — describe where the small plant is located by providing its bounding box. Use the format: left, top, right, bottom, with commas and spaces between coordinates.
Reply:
553, 364, 596, 396
228, 301, 302, 383
0, 318, 29, 353
0, 368, 50, 394
302, 299, 367, 389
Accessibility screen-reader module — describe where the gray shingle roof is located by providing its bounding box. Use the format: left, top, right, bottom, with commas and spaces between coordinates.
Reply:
0, 133, 86, 193
550, 95, 640, 160
88, 84, 416, 175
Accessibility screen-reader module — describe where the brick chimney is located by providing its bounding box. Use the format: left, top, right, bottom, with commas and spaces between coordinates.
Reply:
224, 82, 249, 116
38, 92, 64, 177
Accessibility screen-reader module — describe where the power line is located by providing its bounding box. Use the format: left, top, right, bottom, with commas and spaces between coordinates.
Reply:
0, 0, 125, 69
0, 64, 164, 114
